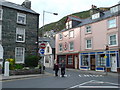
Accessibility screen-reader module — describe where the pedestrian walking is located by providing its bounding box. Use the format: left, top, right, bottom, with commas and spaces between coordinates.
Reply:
53, 62, 59, 76
60, 60, 65, 77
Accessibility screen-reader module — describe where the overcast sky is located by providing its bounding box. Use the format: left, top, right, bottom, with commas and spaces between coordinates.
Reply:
6, 0, 120, 27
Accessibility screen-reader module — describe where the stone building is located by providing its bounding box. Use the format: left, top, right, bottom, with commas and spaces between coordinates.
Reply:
0, 0, 39, 65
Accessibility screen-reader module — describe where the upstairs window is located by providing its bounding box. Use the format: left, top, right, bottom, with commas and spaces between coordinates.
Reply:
92, 13, 100, 20
110, 6, 119, 13
86, 39, 92, 49
66, 21, 72, 29
59, 43, 63, 52
109, 34, 117, 46
69, 30, 74, 38
69, 41, 74, 51
17, 13, 26, 24
108, 19, 116, 28
0, 9, 3, 20
86, 25, 91, 34
59, 33, 63, 40
16, 28, 25, 42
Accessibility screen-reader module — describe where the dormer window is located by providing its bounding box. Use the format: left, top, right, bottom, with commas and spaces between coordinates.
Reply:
66, 21, 72, 29
92, 13, 100, 20
110, 6, 119, 13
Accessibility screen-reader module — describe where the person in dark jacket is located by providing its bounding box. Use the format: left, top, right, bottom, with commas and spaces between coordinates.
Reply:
61, 60, 65, 77
53, 63, 59, 76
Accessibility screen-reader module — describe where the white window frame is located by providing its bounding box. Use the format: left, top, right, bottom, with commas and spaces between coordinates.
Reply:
69, 41, 74, 51
86, 25, 92, 34
86, 39, 92, 49
59, 43, 63, 52
17, 13, 26, 24
69, 30, 74, 38
92, 13, 100, 20
108, 19, 116, 28
108, 34, 118, 46
0, 9, 3, 20
110, 6, 119, 13
0, 25, 2, 40
59, 33, 63, 40
15, 47, 25, 63
66, 21, 72, 29
16, 28, 25, 43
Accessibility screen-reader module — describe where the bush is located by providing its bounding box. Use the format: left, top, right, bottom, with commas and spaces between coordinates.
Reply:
14, 64, 24, 70
25, 55, 39, 68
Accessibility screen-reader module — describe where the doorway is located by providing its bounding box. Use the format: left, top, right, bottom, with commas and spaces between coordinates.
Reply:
110, 54, 117, 72
74, 56, 78, 69
90, 55, 96, 70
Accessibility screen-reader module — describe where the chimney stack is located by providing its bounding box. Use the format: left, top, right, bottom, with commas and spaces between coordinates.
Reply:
22, 0, 31, 9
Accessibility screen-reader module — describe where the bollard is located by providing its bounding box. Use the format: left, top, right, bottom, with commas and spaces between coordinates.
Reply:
4, 61, 9, 76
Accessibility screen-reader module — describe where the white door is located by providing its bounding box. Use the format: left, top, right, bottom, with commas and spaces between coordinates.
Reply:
111, 54, 117, 72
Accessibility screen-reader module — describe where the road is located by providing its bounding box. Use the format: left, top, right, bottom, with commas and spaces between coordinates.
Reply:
2, 68, 119, 90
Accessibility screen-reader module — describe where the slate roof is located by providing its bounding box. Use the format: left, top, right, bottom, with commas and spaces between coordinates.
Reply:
58, 8, 120, 34
0, 0, 39, 14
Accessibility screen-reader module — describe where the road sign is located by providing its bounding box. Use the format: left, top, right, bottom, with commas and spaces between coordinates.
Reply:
40, 43, 46, 49
39, 49, 45, 54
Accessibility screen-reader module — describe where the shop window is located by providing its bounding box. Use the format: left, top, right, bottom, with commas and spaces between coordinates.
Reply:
97, 54, 106, 66
82, 55, 89, 66
68, 55, 73, 65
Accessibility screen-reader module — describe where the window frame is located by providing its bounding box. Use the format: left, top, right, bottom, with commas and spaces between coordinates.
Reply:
66, 20, 72, 29
59, 33, 63, 40
69, 30, 74, 38
108, 34, 118, 46
86, 39, 92, 49
16, 28, 25, 43
0, 8, 3, 20
17, 13, 26, 24
15, 47, 25, 63
0, 25, 1, 40
85, 25, 92, 34
69, 41, 74, 51
59, 43, 63, 52
108, 18, 116, 29
92, 13, 100, 20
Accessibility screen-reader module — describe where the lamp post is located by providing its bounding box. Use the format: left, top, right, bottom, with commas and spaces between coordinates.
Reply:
42, 10, 58, 36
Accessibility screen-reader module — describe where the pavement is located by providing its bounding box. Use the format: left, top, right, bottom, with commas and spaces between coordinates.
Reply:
1, 68, 119, 81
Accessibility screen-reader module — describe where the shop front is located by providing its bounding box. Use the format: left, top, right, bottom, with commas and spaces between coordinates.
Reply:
57, 53, 79, 69
80, 50, 119, 72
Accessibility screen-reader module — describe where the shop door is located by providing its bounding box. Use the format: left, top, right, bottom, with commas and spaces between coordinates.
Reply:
111, 54, 117, 72
90, 55, 96, 70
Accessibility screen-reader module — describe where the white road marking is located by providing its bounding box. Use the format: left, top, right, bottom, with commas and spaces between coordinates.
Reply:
78, 86, 119, 88
66, 80, 119, 90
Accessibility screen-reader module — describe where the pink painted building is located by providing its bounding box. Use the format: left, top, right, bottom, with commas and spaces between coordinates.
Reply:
55, 3, 120, 72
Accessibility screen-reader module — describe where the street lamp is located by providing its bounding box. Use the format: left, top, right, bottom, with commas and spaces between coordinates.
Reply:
42, 10, 58, 36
